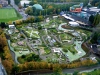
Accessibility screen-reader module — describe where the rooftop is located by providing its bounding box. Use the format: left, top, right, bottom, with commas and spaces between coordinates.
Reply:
20, 0, 31, 6
33, 4, 43, 10
69, 21, 79, 25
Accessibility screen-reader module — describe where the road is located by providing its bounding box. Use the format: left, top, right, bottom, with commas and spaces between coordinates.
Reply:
10, 0, 27, 20
16, 63, 100, 75
0, 63, 7, 75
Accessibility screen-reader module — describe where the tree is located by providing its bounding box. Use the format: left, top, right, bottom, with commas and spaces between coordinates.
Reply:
93, 14, 100, 26
37, 15, 44, 22
15, 20, 22, 25
0, 27, 2, 35
89, 15, 94, 24
7, 0, 10, 4
0, 35, 7, 49
62, 45, 68, 52
12, 64, 20, 74
0, 22, 7, 28
14, 0, 20, 5
38, 26, 42, 30
26, 16, 35, 23
73, 71, 79, 75
24, 3, 27, 8
34, 0, 38, 4
3, 60, 13, 75
25, 7, 33, 15
53, 64, 63, 75
29, 2, 34, 5
91, 0, 100, 6
7, 21, 12, 25
18, 4, 22, 9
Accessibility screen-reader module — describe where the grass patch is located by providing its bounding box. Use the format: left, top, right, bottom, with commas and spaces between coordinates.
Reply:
18, 53, 41, 64
60, 33, 73, 40
22, 29, 40, 39
49, 28, 58, 33
14, 46, 28, 51
62, 45, 77, 54
44, 47, 51, 54
76, 29, 92, 37
0, 8, 22, 22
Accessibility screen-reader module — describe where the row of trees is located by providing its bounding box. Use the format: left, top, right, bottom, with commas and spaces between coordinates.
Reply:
15, 0, 88, 5
14, 0, 21, 5
12, 59, 97, 74
0, 29, 14, 75
89, 14, 100, 26
91, 0, 100, 7
24, 0, 89, 16
25, 4, 73, 16
32, 0, 88, 4
7, 15, 44, 25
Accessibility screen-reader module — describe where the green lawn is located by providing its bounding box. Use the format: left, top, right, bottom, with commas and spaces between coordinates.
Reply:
76, 29, 92, 37
60, 33, 73, 40
25, 30, 40, 38
44, 47, 51, 54
18, 53, 41, 63
62, 44, 77, 54
0, 8, 22, 22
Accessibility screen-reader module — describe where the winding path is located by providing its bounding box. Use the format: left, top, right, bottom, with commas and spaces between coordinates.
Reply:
7, 40, 19, 64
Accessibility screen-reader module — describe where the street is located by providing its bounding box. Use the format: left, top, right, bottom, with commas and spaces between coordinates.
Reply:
0, 63, 7, 75
10, 0, 27, 20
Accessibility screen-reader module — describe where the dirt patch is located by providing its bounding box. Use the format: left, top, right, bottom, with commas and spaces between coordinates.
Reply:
61, 25, 72, 29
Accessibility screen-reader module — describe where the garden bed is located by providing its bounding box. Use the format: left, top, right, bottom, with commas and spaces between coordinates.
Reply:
18, 53, 41, 64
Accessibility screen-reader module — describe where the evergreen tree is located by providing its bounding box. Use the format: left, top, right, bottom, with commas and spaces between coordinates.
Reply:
89, 15, 94, 24
7, 0, 10, 4
24, 3, 27, 8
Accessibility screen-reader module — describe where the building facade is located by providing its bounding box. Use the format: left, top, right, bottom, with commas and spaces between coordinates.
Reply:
0, 0, 8, 7
70, 3, 83, 12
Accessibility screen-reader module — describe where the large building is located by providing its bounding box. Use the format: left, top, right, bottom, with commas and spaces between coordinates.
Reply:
20, 0, 31, 7
33, 4, 43, 10
70, 3, 83, 12
0, 0, 8, 7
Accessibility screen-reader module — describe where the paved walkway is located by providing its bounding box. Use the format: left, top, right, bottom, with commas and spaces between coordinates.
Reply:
7, 40, 19, 64
21, 31, 38, 55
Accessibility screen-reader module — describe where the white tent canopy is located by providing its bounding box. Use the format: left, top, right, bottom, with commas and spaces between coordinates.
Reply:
69, 21, 79, 27
62, 14, 75, 21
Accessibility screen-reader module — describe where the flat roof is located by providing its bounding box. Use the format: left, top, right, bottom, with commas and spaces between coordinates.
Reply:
69, 21, 79, 25
20, 1, 31, 6
89, 7, 100, 12
62, 14, 75, 21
